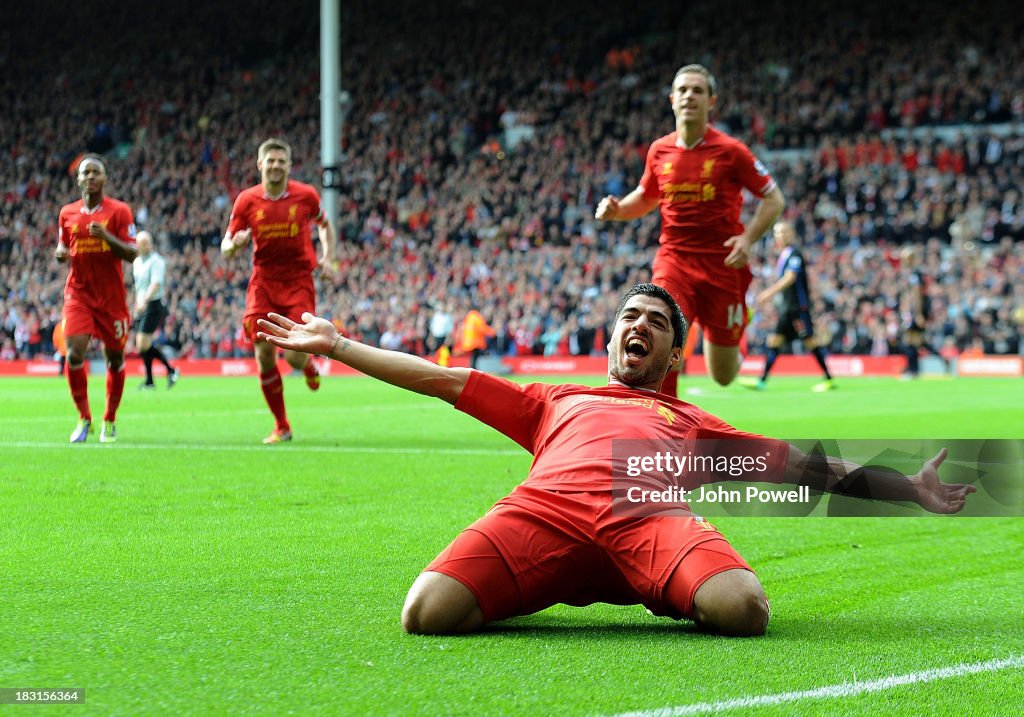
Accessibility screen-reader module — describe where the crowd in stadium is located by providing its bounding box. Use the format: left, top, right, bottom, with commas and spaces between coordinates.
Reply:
1, 0, 1021, 364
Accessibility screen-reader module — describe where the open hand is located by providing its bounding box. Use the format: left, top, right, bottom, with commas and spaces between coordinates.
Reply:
257, 312, 337, 357
910, 448, 977, 514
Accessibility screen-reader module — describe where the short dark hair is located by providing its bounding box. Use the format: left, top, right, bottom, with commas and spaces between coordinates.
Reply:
614, 283, 687, 349
258, 137, 292, 162
674, 63, 717, 97
77, 153, 109, 176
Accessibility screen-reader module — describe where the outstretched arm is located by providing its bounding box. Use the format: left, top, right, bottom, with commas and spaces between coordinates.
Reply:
784, 445, 975, 514
257, 312, 471, 405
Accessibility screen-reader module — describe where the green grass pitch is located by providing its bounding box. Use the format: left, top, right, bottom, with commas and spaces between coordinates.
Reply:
1, 373, 1022, 715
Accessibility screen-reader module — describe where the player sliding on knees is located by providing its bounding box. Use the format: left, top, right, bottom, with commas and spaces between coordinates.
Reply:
258, 284, 975, 636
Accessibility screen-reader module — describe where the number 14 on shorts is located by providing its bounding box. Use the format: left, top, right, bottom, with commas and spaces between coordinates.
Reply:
726, 303, 745, 329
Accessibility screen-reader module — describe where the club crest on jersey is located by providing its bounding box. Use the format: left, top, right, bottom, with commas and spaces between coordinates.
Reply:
288, 205, 298, 219
660, 162, 673, 175
701, 159, 715, 178
255, 209, 265, 221
656, 403, 676, 425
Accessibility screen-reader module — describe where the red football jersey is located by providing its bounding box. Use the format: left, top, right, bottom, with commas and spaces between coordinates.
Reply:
227, 180, 324, 281
455, 370, 788, 493
639, 127, 776, 254
57, 197, 136, 310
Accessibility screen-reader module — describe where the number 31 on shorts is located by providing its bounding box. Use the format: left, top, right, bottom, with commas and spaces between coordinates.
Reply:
114, 318, 130, 339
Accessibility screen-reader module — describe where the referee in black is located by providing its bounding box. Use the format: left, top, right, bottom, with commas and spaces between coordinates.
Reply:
899, 246, 947, 378
743, 220, 834, 392
132, 231, 179, 389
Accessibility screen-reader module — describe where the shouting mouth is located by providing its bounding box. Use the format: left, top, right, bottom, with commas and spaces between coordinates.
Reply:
625, 336, 650, 363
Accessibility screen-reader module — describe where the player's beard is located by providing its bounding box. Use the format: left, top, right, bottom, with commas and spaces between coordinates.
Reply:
608, 347, 670, 390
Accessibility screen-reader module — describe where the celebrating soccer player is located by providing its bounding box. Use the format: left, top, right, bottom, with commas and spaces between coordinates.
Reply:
899, 246, 948, 378
257, 283, 974, 636
55, 154, 139, 444
596, 64, 785, 395
221, 138, 337, 444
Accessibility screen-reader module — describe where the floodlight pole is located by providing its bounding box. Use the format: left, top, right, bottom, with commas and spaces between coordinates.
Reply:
320, 0, 341, 234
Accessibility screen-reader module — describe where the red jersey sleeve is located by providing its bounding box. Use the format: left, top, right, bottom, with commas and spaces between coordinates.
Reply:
454, 370, 556, 454
638, 141, 662, 200
114, 202, 137, 244
302, 185, 326, 225
57, 206, 70, 247
227, 192, 250, 235
731, 142, 777, 198
697, 412, 790, 483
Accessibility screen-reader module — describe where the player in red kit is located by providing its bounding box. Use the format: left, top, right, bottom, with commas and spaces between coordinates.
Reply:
222, 138, 337, 444
256, 284, 973, 636
596, 64, 785, 396
55, 154, 139, 444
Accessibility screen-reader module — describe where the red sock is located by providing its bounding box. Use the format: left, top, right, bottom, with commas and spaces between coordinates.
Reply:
67, 364, 91, 420
104, 364, 126, 422
260, 368, 289, 432
660, 369, 679, 397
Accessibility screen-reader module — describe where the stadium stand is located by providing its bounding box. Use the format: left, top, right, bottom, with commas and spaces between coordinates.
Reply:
1, 0, 1020, 362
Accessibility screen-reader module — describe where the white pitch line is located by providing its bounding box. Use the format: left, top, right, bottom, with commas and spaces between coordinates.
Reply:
0, 441, 523, 456
607, 655, 1024, 717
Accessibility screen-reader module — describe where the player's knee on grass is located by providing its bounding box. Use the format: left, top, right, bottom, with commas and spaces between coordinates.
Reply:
401, 571, 484, 635
691, 569, 769, 637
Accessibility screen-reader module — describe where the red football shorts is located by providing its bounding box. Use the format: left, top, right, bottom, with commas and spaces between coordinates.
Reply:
62, 298, 131, 351
243, 276, 316, 343
424, 484, 754, 623
652, 248, 753, 347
